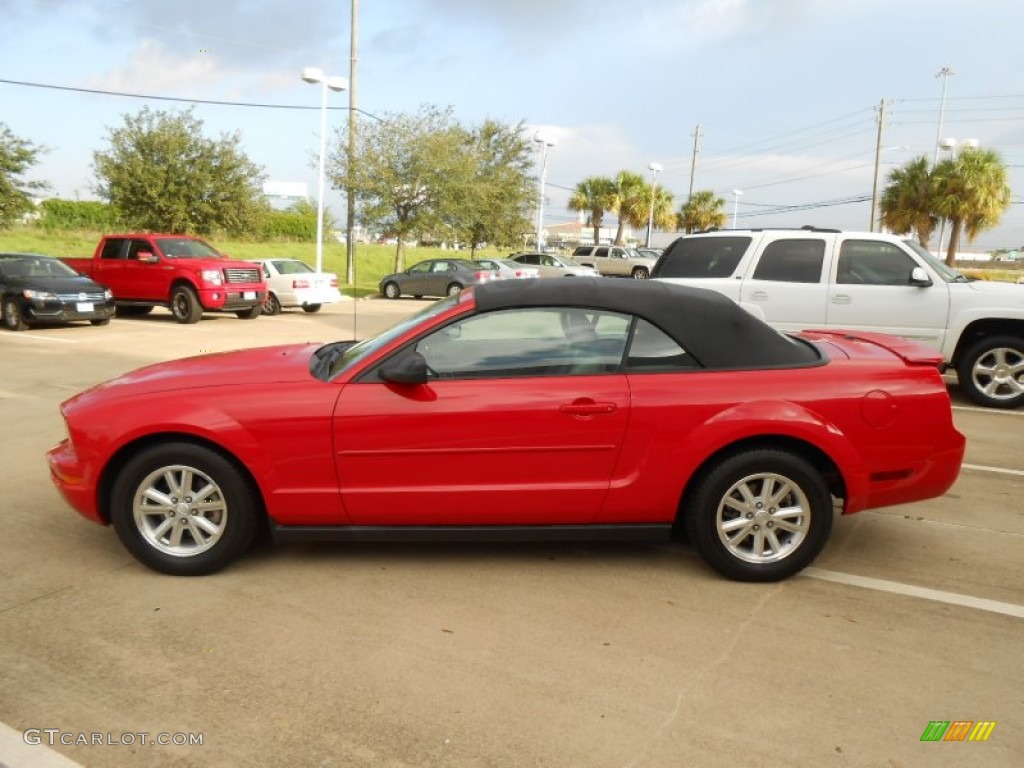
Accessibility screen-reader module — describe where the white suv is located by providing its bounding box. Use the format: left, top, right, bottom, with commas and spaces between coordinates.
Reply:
652, 227, 1024, 408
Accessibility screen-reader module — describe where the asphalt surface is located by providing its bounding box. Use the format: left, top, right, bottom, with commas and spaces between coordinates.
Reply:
1, 299, 1021, 768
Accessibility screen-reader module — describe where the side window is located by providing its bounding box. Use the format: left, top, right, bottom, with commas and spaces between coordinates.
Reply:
837, 241, 918, 286
99, 239, 124, 260
751, 239, 825, 283
126, 239, 154, 260
610, 248, 626, 260
651, 236, 752, 279
408, 262, 431, 274
542, 256, 557, 267
413, 308, 631, 379
431, 261, 449, 273
626, 319, 699, 371
519, 254, 538, 265
261, 263, 271, 278
595, 247, 609, 258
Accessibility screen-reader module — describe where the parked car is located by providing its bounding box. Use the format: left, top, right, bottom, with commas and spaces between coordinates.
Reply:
509, 252, 600, 278
48, 278, 964, 581
474, 258, 540, 280
652, 227, 1024, 409
571, 245, 659, 279
379, 258, 498, 299
253, 258, 343, 315
636, 247, 663, 260
1, 252, 115, 331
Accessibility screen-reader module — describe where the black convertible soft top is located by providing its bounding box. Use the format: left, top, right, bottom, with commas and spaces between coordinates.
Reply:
471, 277, 820, 368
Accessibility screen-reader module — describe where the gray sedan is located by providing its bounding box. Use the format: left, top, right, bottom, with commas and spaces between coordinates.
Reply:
379, 258, 499, 299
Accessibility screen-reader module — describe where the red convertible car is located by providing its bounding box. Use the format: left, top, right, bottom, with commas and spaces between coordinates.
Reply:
48, 279, 965, 581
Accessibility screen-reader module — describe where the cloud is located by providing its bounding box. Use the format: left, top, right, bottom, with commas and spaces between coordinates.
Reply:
86, 39, 230, 96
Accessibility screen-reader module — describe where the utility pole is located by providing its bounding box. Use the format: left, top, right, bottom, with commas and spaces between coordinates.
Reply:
687, 124, 701, 202
869, 99, 886, 232
345, 0, 359, 285
933, 66, 954, 165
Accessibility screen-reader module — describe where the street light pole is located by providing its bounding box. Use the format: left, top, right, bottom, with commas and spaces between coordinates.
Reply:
645, 162, 663, 247
533, 131, 557, 251
302, 67, 348, 275
731, 189, 743, 228
933, 66, 954, 165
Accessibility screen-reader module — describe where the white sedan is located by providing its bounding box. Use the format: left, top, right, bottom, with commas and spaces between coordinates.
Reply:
255, 259, 344, 315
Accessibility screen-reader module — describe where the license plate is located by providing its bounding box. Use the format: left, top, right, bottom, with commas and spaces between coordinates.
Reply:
243, 291, 256, 300
76, 302, 94, 313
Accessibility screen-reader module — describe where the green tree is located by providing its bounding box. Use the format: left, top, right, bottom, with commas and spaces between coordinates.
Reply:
609, 171, 647, 244
451, 120, 536, 256
879, 156, 938, 249
0, 123, 48, 229
932, 147, 1011, 264
92, 107, 267, 235
567, 176, 616, 246
330, 105, 473, 271
678, 190, 726, 233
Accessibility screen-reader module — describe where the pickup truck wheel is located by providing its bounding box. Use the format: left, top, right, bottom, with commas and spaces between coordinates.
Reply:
631, 267, 649, 280
235, 305, 262, 320
170, 285, 203, 324
3, 298, 28, 331
110, 442, 259, 576
383, 281, 401, 300
262, 293, 282, 316
957, 336, 1024, 409
302, 304, 322, 313
685, 449, 833, 582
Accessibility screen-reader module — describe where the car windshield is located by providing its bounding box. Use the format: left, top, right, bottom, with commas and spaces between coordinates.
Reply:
321, 295, 460, 380
0, 255, 81, 279
554, 255, 584, 267
155, 237, 222, 259
903, 240, 966, 282
272, 260, 315, 274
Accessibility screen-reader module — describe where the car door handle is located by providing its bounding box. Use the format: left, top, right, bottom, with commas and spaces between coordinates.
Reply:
560, 400, 617, 416
749, 290, 769, 301
831, 294, 852, 304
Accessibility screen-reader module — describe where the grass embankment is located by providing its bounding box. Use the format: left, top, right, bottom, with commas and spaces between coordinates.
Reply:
0, 227, 510, 298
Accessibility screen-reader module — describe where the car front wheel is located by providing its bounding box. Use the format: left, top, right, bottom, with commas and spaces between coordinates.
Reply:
170, 285, 203, 324
3, 298, 29, 331
236, 305, 262, 320
110, 442, 259, 576
302, 304, 322, 313
383, 282, 401, 300
685, 449, 833, 582
956, 335, 1024, 409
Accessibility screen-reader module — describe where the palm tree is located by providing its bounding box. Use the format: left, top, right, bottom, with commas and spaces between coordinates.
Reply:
567, 176, 616, 246
610, 171, 647, 244
879, 156, 938, 249
678, 190, 726, 233
931, 147, 1011, 264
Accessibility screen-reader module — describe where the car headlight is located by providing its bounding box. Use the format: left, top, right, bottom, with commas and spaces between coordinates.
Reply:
104, 288, 114, 300
200, 269, 224, 286
22, 289, 58, 301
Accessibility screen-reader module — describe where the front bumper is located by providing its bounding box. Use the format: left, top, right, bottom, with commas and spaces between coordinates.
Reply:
25, 298, 116, 323
196, 286, 266, 311
47, 438, 104, 524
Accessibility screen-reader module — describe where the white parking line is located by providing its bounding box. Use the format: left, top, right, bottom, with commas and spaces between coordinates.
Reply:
0, 334, 76, 344
962, 463, 1024, 478
0, 721, 84, 767
953, 405, 1024, 417
804, 568, 1024, 619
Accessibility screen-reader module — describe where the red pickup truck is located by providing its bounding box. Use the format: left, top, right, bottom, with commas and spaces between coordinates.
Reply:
64, 234, 267, 323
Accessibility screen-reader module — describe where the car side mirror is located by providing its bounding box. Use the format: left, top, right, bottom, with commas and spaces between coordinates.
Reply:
910, 267, 932, 287
137, 251, 158, 264
378, 352, 430, 385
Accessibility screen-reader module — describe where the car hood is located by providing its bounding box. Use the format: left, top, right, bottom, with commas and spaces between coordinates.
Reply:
956, 278, 1024, 300
67, 343, 323, 405
8, 275, 108, 292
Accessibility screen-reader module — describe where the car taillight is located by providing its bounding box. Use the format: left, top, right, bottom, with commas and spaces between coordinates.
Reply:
292, 279, 310, 289
474, 271, 492, 281
329, 277, 338, 287
515, 270, 527, 278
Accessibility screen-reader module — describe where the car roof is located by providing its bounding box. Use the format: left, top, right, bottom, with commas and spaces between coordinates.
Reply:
472, 277, 819, 368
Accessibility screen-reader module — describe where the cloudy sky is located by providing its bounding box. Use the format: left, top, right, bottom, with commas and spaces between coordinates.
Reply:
3, 0, 1023, 249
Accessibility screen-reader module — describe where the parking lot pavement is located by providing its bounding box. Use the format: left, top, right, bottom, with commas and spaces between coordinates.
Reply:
1, 307, 1022, 767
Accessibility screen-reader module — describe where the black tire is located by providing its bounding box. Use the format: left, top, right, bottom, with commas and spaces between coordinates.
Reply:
631, 267, 649, 280
383, 281, 401, 300
956, 335, 1024, 409
446, 282, 463, 297
302, 304, 322, 313
413, 295, 423, 300
685, 449, 833, 582
90, 318, 111, 326
115, 305, 154, 317
236, 305, 262, 320
170, 285, 203, 324
262, 293, 282, 316
3, 298, 28, 331
110, 442, 259, 576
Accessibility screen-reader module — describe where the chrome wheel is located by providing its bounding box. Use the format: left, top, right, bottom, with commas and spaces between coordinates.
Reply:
132, 464, 228, 557
970, 346, 1024, 402
715, 472, 810, 564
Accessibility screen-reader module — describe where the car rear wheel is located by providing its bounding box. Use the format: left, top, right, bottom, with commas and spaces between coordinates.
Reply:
3, 298, 28, 331
235, 305, 262, 320
446, 283, 463, 297
685, 449, 833, 581
262, 293, 282, 315
302, 304, 322, 313
110, 442, 259, 576
383, 282, 401, 300
631, 267, 649, 279
170, 285, 203, 324
90, 318, 111, 326
956, 335, 1024, 409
